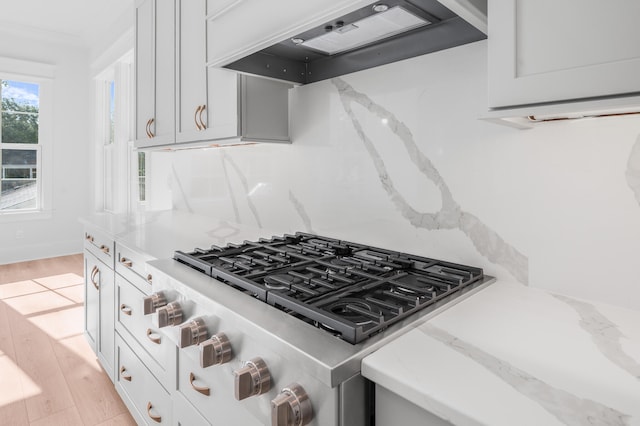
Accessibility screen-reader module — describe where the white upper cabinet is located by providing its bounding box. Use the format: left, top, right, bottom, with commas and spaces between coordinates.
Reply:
205, 0, 371, 67
135, 0, 175, 147
176, 0, 239, 143
488, 0, 640, 109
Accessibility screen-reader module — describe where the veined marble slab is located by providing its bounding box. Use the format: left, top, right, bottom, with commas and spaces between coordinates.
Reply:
362, 282, 640, 426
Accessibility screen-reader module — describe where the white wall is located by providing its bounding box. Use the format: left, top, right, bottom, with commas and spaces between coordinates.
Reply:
149, 40, 640, 310
0, 33, 91, 264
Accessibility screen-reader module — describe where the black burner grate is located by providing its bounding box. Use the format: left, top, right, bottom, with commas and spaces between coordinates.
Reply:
175, 232, 484, 344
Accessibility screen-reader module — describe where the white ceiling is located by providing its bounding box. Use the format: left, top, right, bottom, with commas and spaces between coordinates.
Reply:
0, 0, 133, 46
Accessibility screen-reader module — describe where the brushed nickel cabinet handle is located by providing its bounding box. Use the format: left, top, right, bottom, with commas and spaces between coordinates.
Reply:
146, 402, 161, 423
198, 104, 206, 129
189, 372, 210, 396
100, 244, 110, 254
120, 304, 132, 316
146, 274, 153, 284
90, 265, 100, 290
148, 118, 155, 138
120, 257, 133, 268
146, 328, 161, 344
194, 105, 202, 130
120, 365, 132, 381
85, 233, 94, 242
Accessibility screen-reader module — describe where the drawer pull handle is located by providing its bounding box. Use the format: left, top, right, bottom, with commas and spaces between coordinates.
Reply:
146, 273, 153, 284
120, 304, 132, 316
146, 328, 161, 344
90, 265, 100, 290
198, 104, 207, 129
120, 257, 133, 268
119, 365, 132, 381
194, 105, 202, 130
148, 118, 155, 138
100, 244, 110, 254
146, 402, 161, 423
85, 233, 94, 242
189, 372, 210, 396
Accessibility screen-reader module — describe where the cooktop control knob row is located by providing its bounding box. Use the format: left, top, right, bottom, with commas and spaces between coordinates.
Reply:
143, 291, 167, 315
179, 317, 208, 348
271, 383, 313, 426
156, 301, 183, 328
199, 332, 232, 368
234, 357, 271, 401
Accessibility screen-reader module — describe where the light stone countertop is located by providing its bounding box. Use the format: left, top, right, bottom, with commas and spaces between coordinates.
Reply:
361, 280, 640, 426
80, 210, 279, 260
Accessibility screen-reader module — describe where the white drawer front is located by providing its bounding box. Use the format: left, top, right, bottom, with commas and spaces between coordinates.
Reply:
177, 348, 262, 426
117, 274, 176, 389
116, 243, 154, 293
84, 226, 114, 268
116, 334, 172, 425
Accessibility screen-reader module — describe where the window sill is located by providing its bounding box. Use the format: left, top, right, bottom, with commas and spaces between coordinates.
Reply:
0, 209, 53, 223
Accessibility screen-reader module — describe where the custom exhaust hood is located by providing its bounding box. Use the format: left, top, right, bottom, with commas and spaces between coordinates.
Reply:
224, 0, 487, 85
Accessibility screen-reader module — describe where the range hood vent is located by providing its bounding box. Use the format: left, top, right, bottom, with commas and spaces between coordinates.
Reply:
224, 0, 486, 85
300, 6, 431, 55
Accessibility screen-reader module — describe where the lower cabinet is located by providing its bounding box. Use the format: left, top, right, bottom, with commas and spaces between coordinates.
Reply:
173, 392, 210, 426
84, 249, 115, 381
116, 333, 172, 425
375, 385, 452, 426
116, 273, 176, 390
176, 348, 262, 426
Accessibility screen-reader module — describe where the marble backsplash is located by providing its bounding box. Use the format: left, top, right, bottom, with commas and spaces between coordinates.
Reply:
146, 40, 640, 310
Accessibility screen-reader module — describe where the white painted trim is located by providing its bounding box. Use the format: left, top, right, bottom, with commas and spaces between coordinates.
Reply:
0, 57, 55, 79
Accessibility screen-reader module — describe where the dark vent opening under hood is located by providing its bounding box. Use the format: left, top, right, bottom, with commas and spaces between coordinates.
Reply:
224, 0, 486, 85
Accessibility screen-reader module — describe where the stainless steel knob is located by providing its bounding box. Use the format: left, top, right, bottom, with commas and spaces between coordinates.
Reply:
271, 383, 313, 426
143, 292, 167, 315
156, 302, 183, 327
179, 317, 208, 348
234, 357, 270, 400
200, 332, 232, 368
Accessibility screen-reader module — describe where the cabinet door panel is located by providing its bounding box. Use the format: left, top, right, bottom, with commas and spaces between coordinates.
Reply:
98, 264, 115, 380
176, 0, 208, 143
202, 67, 239, 140
84, 253, 100, 353
136, 0, 155, 144
153, 0, 176, 144
488, 0, 640, 108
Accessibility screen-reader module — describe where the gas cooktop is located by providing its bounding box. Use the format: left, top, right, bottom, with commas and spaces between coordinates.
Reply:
174, 232, 484, 344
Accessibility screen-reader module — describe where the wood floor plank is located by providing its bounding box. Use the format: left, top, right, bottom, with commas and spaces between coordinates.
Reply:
94, 412, 138, 426
0, 254, 83, 285
0, 354, 30, 426
34, 272, 84, 290
13, 331, 76, 422
52, 335, 129, 425
0, 301, 16, 359
29, 405, 84, 426
54, 284, 84, 304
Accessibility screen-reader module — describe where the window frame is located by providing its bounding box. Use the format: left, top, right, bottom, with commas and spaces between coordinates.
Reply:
0, 58, 53, 221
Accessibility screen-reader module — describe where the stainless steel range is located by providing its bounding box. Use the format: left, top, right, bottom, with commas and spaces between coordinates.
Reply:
147, 232, 493, 426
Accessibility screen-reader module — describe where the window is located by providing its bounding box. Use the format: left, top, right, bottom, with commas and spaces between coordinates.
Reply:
95, 51, 145, 214
0, 79, 41, 211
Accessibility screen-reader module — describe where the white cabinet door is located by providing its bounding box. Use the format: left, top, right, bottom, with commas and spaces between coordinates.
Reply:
98, 260, 115, 381
488, 0, 640, 108
135, 0, 155, 144
135, 0, 175, 148
206, 0, 370, 66
84, 252, 100, 353
84, 250, 115, 381
176, 0, 207, 143
177, 0, 239, 144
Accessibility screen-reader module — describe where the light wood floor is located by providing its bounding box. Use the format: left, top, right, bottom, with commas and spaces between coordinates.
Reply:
0, 254, 136, 426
